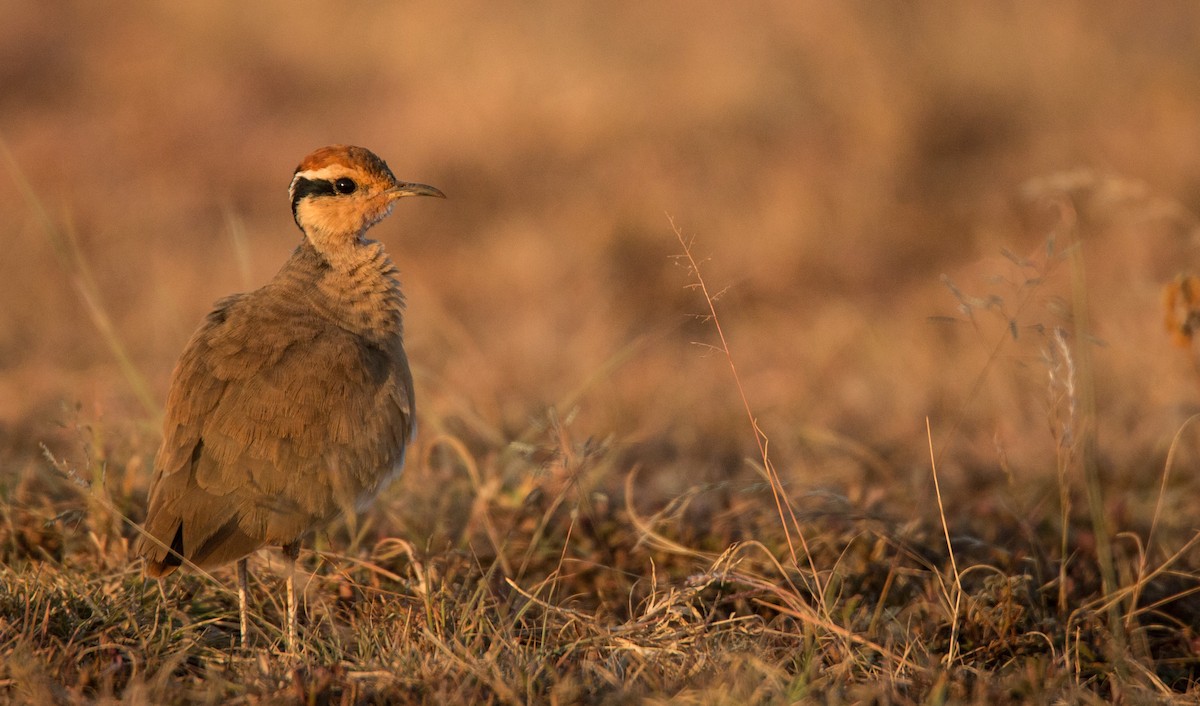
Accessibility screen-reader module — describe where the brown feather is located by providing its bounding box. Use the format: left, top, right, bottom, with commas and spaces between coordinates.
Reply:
135, 145, 441, 654
137, 236, 414, 576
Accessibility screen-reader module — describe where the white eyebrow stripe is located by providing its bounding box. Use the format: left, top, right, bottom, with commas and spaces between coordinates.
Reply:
294, 166, 345, 182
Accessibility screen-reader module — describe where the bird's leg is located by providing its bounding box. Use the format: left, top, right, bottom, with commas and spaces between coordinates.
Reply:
283, 540, 301, 653
236, 558, 249, 648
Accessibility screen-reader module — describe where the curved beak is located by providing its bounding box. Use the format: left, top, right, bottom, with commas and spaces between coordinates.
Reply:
388, 181, 446, 200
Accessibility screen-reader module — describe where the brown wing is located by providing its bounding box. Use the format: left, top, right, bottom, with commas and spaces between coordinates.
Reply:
137, 290, 413, 577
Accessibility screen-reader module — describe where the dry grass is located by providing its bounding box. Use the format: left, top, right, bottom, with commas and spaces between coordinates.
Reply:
4, 2, 1200, 703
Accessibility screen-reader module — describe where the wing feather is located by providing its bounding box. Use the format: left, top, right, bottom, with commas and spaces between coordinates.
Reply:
137, 284, 413, 575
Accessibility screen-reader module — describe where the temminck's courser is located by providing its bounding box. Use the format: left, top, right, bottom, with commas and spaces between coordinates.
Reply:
136, 144, 444, 651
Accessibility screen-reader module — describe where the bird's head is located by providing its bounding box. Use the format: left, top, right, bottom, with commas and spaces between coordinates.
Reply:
288, 145, 444, 251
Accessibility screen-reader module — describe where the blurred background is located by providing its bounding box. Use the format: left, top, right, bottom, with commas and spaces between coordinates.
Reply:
4, 2, 1200, 516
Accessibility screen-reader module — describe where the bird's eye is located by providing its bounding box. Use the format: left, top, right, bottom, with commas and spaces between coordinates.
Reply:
334, 177, 357, 194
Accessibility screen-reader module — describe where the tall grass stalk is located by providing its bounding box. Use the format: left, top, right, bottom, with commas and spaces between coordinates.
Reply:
1046, 326, 1077, 616
1061, 207, 1125, 654
668, 216, 826, 607
926, 417, 963, 668
0, 135, 160, 419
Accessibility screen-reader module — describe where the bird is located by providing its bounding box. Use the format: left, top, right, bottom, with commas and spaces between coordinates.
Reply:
136, 144, 444, 651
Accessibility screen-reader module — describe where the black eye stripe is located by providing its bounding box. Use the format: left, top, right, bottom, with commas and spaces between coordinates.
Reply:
292, 176, 336, 199
290, 176, 336, 219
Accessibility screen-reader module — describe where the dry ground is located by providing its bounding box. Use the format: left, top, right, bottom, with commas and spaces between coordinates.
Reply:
3, 3, 1200, 703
